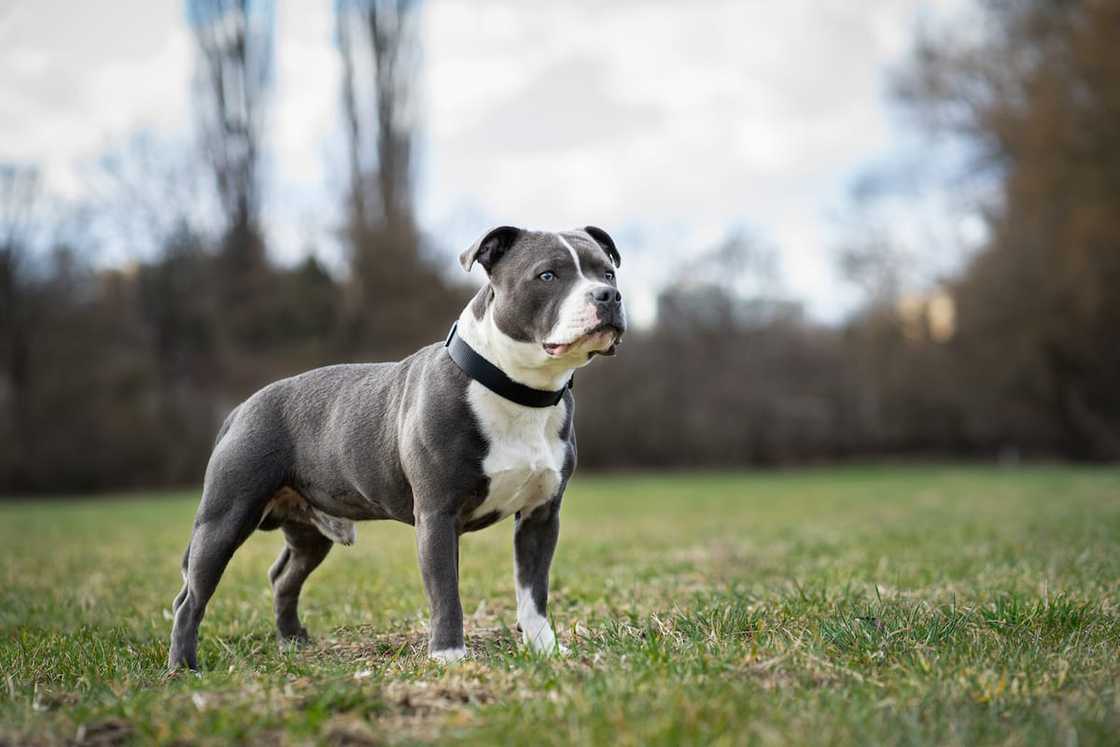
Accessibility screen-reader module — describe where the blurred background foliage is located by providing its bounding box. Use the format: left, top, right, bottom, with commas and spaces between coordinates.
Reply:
2, 0, 1119, 494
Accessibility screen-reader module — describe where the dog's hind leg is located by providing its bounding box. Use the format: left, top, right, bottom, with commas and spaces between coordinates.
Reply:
168, 447, 283, 670
269, 522, 332, 644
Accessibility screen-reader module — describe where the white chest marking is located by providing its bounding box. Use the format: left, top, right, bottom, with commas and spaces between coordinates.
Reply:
467, 382, 567, 522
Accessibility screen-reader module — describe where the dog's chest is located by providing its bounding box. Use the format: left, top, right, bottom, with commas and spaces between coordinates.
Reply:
467, 383, 567, 522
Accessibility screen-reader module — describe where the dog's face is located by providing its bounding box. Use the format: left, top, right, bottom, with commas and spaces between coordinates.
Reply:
460, 227, 626, 367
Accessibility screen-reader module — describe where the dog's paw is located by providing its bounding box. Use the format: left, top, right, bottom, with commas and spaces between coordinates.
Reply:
523, 624, 567, 656
277, 627, 312, 649
429, 646, 468, 664
532, 638, 570, 656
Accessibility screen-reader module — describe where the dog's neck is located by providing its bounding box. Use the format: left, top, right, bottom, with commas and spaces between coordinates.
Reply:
455, 294, 579, 393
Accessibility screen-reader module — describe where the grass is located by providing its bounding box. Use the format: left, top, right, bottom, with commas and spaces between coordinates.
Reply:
2, 465, 1119, 745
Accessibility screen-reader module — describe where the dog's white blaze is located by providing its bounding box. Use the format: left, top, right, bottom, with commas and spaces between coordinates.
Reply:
556, 234, 586, 278
467, 382, 566, 522
517, 584, 559, 653
548, 234, 599, 345
429, 646, 467, 663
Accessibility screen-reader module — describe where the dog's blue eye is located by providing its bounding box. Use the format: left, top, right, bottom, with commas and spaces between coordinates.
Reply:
604, 271, 615, 281
538, 271, 556, 282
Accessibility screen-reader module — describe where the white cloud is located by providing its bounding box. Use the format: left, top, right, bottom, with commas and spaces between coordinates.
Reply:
418, 0, 932, 322
0, 0, 192, 198
263, 0, 343, 265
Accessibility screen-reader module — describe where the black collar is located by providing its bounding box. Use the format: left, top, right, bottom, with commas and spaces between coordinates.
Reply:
444, 322, 571, 408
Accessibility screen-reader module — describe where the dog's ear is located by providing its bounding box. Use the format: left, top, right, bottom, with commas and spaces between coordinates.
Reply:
459, 226, 523, 273
584, 226, 621, 267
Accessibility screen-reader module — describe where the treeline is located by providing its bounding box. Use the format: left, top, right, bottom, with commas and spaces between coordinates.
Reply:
1, 0, 467, 493
581, 0, 1120, 467
2, 0, 1118, 494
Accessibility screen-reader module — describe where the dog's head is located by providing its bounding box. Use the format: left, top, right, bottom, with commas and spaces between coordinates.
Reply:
460, 227, 626, 368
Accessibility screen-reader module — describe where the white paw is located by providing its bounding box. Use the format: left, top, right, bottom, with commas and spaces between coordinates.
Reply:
429, 646, 467, 664
522, 621, 567, 655
517, 586, 567, 655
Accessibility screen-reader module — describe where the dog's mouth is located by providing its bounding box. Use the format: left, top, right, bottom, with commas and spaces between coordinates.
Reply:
543, 324, 623, 358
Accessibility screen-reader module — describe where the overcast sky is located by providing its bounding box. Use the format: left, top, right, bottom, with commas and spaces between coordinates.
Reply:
0, 0, 973, 323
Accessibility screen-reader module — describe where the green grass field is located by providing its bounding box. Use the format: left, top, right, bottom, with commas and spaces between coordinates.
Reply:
2, 466, 1119, 745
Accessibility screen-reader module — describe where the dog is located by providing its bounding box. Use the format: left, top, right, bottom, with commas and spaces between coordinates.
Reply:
168, 226, 625, 668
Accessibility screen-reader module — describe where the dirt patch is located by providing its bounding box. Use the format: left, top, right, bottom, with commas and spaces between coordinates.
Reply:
317, 626, 519, 666
329, 666, 516, 744
296, 626, 531, 743
384, 677, 497, 717
317, 627, 427, 664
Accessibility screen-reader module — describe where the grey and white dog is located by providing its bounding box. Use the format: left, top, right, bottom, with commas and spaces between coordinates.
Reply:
168, 226, 625, 668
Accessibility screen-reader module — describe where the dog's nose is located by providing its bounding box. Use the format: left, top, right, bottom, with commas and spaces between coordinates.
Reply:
589, 286, 622, 306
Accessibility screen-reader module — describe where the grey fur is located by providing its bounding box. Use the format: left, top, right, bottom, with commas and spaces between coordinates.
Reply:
167, 226, 624, 669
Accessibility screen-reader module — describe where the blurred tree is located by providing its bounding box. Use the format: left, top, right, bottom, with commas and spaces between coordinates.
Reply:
834, 187, 946, 455
898, 0, 1120, 459
87, 131, 218, 260
337, 0, 416, 236
135, 227, 225, 482
838, 234, 905, 312
335, 0, 467, 357
577, 234, 846, 468
85, 133, 229, 480
188, 0, 276, 348
0, 165, 43, 490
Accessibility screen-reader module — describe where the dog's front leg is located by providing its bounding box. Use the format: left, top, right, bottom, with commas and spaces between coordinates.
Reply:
513, 502, 565, 654
416, 510, 465, 662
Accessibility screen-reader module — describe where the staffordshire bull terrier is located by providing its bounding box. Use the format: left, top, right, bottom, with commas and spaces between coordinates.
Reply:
168, 225, 625, 668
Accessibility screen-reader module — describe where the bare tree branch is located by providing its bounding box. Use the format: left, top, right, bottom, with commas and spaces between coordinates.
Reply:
188, 0, 274, 261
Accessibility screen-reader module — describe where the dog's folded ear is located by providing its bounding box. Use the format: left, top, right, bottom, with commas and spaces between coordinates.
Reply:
584, 226, 621, 267
459, 226, 523, 273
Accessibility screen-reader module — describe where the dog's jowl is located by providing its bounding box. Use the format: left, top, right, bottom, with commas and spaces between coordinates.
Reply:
168, 226, 626, 668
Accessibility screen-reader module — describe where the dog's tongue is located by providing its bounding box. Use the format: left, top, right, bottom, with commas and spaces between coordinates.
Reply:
543, 342, 573, 356
544, 330, 616, 357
